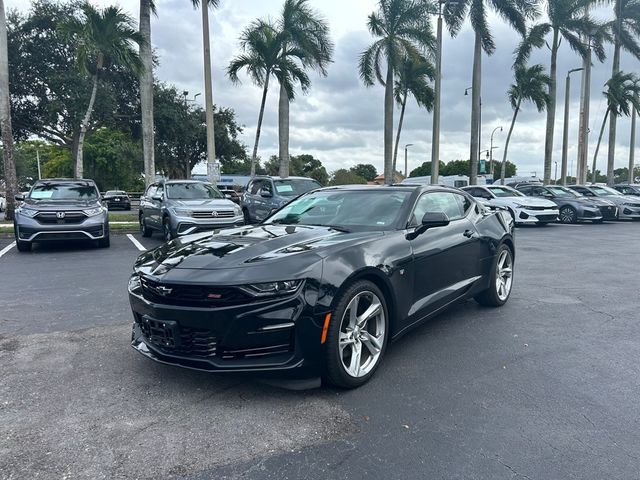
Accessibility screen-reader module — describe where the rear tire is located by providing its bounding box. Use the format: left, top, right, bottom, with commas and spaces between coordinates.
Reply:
139, 213, 152, 237
323, 280, 389, 389
559, 206, 577, 224
475, 244, 514, 307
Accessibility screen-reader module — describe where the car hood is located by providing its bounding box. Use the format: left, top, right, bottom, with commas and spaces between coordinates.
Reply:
592, 196, 630, 206
21, 199, 101, 210
167, 199, 237, 209
496, 196, 557, 208
134, 224, 383, 276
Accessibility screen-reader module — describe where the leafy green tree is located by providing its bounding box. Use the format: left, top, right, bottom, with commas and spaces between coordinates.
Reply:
60, 3, 143, 179
228, 19, 309, 176
409, 160, 445, 177
445, 0, 536, 184
514, 2, 608, 184
276, 0, 333, 177
601, 0, 640, 184
330, 169, 367, 185
392, 55, 435, 173
359, 0, 435, 185
264, 153, 328, 184
591, 72, 640, 183
350, 164, 378, 181
0, 0, 17, 220
11, 140, 67, 190
500, 64, 550, 184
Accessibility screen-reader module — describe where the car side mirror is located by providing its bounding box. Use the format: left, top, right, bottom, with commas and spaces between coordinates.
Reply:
152, 194, 163, 201
260, 188, 273, 198
408, 212, 450, 240
15, 194, 24, 201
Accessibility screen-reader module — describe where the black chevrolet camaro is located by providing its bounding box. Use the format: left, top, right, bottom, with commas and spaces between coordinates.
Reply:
128, 185, 515, 388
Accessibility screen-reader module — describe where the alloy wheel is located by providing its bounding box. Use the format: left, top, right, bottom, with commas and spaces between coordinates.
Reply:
495, 249, 513, 302
163, 218, 172, 241
338, 291, 386, 378
559, 207, 576, 224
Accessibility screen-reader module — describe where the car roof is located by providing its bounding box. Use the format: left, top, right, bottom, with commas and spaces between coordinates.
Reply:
34, 178, 97, 185
250, 175, 320, 181
315, 184, 463, 194
162, 179, 208, 185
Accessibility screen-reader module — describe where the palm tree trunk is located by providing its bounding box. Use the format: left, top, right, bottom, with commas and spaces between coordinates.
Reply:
469, 31, 482, 185
76, 66, 101, 179
392, 91, 408, 175
501, 99, 521, 185
278, 82, 290, 178
251, 75, 270, 176
629, 105, 636, 184
606, 41, 622, 186
544, 28, 560, 185
0, 0, 17, 221
592, 109, 610, 184
384, 59, 394, 185
140, 0, 155, 187
201, 0, 217, 183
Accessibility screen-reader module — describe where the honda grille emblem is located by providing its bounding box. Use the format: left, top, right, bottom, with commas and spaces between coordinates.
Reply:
56, 212, 66, 219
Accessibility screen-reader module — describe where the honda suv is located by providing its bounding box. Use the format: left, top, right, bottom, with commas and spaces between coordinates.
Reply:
139, 180, 244, 241
13, 178, 109, 252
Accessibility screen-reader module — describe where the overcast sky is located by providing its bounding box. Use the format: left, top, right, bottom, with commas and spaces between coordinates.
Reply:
7, 0, 639, 178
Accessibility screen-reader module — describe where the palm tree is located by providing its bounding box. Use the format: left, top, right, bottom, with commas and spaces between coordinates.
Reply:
444, 0, 536, 185
0, 0, 17, 221
139, 0, 156, 187
514, 1, 608, 185
359, 0, 435, 185
277, 0, 333, 178
392, 55, 435, 173
61, 3, 143, 179
191, 0, 220, 183
591, 71, 640, 183
500, 64, 551, 184
629, 80, 639, 184
602, 0, 640, 185
228, 20, 310, 176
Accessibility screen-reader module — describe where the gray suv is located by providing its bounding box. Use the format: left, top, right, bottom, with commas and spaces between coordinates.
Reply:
241, 176, 321, 223
139, 180, 244, 241
13, 178, 109, 252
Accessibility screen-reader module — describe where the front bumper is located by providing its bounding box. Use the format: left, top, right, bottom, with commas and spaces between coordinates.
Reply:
618, 205, 640, 219
15, 214, 109, 242
128, 275, 324, 376
515, 207, 559, 224
170, 213, 245, 236
577, 207, 603, 222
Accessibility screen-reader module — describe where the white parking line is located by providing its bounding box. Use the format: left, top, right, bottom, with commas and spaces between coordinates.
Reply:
126, 234, 147, 252
0, 241, 16, 259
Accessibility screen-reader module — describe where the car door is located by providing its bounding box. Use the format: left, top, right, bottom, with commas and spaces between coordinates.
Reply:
146, 184, 163, 228
243, 179, 263, 221
406, 191, 484, 324
254, 179, 275, 221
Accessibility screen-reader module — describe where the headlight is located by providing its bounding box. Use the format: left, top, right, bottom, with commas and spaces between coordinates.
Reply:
83, 206, 105, 217
623, 203, 640, 207
17, 207, 38, 218
512, 203, 526, 209
239, 280, 303, 297
171, 208, 193, 216
234, 205, 242, 216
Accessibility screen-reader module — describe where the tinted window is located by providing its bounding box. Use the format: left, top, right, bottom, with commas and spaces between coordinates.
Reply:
518, 186, 532, 195
165, 183, 223, 200
30, 182, 98, 201
105, 190, 125, 196
249, 180, 265, 195
487, 186, 524, 197
412, 192, 469, 224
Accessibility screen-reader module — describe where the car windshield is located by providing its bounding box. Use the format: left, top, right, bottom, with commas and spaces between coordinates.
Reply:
105, 191, 125, 196
487, 186, 523, 197
165, 182, 223, 200
547, 187, 579, 198
590, 186, 620, 196
264, 189, 412, 231
273, 179, 321, 197
29, 183, 98, 201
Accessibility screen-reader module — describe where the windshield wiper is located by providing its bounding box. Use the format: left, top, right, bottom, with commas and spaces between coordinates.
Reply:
307, 224, 351, 233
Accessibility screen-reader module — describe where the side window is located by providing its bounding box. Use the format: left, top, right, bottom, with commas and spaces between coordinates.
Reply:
465, 188, 481, 198
263, 180, 274, 194
518, 186, 531, 195
410, 192, 466, 225
249, 180, 263, 195
531, 187, 546, 196
145, 185, 157, 198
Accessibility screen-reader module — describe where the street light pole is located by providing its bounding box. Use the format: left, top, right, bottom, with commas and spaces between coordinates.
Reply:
404, 143, 413, 178
562, 67, 583, 186
554, 161, 558, 183
465, 87, 481, 183
577, 42, 592, 184
489, 126, 503, 178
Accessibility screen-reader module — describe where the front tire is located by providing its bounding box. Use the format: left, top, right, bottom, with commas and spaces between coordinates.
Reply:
475, 244, 514, 307
242, 208, 251, 225
139, 213, 152, 237
162, 216, 174, 242
559, 206, 577, 224
97, 235, 110, 248
323, 280, 389, 389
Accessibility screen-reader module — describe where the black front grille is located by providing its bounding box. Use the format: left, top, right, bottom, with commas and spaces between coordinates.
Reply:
138, 317, 218, 358
599, 206, 617, 219
535, 214, 558, 222
582, 209, 598, 218
139, 276, 252, 307
526, 206, 550, 211
35, 211, 86, 225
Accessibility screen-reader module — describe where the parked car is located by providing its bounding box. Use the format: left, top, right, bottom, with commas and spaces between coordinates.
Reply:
567, 185, 640, 220
13, 178, 110, 252
129, 185, 515, 388
217, 185, 242, 205
139, 180, 244, 241
241, 176, 322, 223
613, 184, 640, 197
515, 184, 615, 223
0, 193, 5, 212
102, 190, 131, 210
461, 185, 559, 225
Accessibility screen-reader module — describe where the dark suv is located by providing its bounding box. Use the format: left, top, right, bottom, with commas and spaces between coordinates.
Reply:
241, 176, 321, 223
13, 178, 110, 251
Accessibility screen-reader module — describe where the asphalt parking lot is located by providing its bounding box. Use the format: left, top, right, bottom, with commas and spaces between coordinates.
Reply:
1, 222, 640, 479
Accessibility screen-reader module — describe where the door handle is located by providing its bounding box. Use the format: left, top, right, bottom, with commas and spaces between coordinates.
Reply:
463, 229, 476, 238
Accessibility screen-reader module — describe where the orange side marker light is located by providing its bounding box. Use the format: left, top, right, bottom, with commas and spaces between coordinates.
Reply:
320, 313, 332, 344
